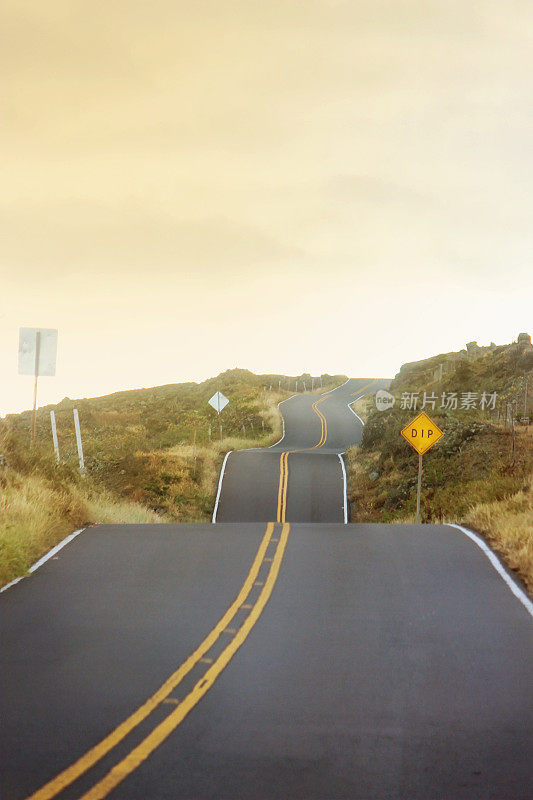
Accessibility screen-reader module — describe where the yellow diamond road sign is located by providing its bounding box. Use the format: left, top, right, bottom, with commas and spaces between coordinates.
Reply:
401, 412, 444, 455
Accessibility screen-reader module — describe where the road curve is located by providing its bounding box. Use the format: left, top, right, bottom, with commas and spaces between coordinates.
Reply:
214, 378, 390, 523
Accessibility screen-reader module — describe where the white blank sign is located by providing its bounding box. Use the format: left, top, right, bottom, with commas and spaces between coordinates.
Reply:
208, 391, 229, 413
18, 328, 58, 376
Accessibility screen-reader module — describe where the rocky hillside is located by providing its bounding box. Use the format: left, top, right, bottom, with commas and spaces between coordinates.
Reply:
392, 333, 533, 415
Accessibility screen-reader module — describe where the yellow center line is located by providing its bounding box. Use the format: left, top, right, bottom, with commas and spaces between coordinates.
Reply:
350, 379, 378, 398
25, 522, 276, 800
77, 523, 291, 800
276, 451, 290, 523
276, 394, 331, 522
276, 380, 378, 530
281, 452, 289, 522
311, 397, 328, 448
276, 451, 286, 523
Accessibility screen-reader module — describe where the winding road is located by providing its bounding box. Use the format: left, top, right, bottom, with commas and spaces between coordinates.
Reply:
1, 378, 532, 800
214, 378, 387, 523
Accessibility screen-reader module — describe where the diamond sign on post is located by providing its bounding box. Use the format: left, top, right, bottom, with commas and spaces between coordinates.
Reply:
401, 412, 444, 455
208, 391, 229, 413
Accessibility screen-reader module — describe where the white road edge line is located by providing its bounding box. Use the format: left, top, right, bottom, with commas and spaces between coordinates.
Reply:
447, 523, 533, 618
212, 450, 232, 523
340, 383, 389, 522
348, 405, 365, 425
347, 393, 367, 426
319, 376, 351, 397
337, 454, 348, 524
269, 394, 298, 447
0, 527, 86, 594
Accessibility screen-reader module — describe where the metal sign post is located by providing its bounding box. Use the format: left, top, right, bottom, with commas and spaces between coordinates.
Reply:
73, 409, 86, 473
31, 332, 41, 443
50, 410, 60, 464
415, 453, 423, 524
401, 412, 444, 524
208, 392, 229, 443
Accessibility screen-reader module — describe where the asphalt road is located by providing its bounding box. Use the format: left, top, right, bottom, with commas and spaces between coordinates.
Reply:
215, 378, 390, 523
1, 378, 532, 800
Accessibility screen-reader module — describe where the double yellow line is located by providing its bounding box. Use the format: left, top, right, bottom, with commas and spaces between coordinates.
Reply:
276, 451, 290, 523
350, 379, 379, 399
276, 381, 380, 522
312, 396, 328, 448
276, 396, 329, 522
26, 522, 290, 800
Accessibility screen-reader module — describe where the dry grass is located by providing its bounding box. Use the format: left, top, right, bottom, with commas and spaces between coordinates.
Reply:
0, 470, 162, 588
462, 475, 533, 593
81, 487, 162, 525
160, 391, 285, 507
350, 394, 375, 423
0, 471, 87, 586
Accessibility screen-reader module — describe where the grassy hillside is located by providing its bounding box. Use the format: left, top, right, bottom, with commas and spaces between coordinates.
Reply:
347, 336, 533, 592
0, 369, 345, 587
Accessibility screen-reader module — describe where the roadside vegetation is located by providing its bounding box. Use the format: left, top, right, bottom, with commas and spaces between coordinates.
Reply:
0, 370, 345, 587
347, 337, 533, 593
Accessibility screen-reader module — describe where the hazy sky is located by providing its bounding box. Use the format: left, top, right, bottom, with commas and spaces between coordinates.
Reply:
1, 0, 532, 415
